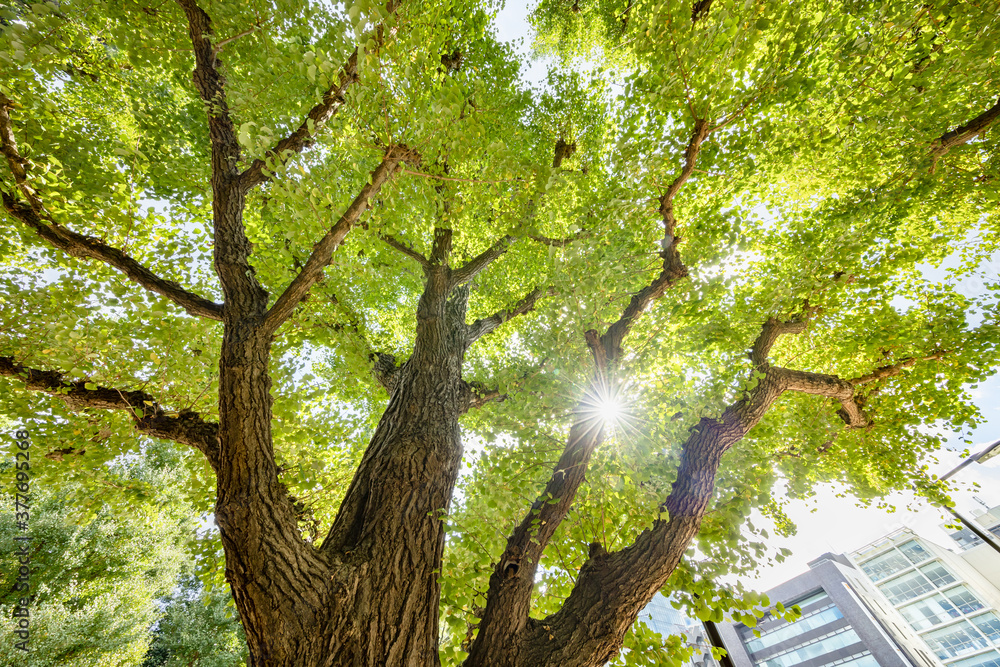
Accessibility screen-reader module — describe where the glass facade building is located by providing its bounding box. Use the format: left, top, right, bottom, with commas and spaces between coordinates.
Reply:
634, 594, 721, 667
718, 553, 920, 667
735, 590, 879, 667
852, 532, 1000, 667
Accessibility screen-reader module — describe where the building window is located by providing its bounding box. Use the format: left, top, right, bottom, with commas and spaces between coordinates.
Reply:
945, 651, 1000, 667
756, 627, 864, 667
826, 653, 879, 667
919, 562, 957, 588
942, 586, 987, 616
898, 540, 932, 564
860, 549, 912, 582
880, 570, 935, 604
744, 606, 843, 654
899, 593, 963, 630
971, 613, 1000, 644
922, 621, 990, 660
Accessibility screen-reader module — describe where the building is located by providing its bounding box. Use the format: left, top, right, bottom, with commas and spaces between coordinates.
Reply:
944, 506, 1000, 552
635, 593, 721, 667
717, 553, 928, 667
849, 527, 1000, 667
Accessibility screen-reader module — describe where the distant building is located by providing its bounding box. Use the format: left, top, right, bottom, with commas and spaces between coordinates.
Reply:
717, 552, 927, 667
944, 506, 1000, 552
635, 593, 721, 667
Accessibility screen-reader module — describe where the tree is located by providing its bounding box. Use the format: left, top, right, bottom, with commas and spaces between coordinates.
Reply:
0, 444, 190, 666
1, 0, 997, 665
142, 575, 248, 667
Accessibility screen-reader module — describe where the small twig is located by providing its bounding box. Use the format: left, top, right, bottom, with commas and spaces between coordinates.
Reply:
213, 20, 269, 52
401, 169, 522, 185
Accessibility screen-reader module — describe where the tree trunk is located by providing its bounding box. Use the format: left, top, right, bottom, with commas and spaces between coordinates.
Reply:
212, 238, 470, 665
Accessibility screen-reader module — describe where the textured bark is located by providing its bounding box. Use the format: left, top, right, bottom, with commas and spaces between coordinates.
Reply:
0, 356, 220, 465
930, 95, 1000, 170
321, 230, 471, 666
6, 1, 976, 662
466, 118, 709, 667
465, 310, 909, 666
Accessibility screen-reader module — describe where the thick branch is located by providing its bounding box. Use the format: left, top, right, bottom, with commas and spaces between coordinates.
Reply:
370, 352, 402, 394
776, 367, 868, 427
237, 1, 402, 191
175, 0, 241, 178
263, 147, 415, 335
0, 356, 219, 467
430, 226, 453, 266
849, 351, 946, 386
691, 0, 712, 22
930, 96, 1000, 169
509, 368, 785, 666
552, 139, 576, 168
449, 234, 514, 286
467, 123, 717, 664
380, 233, 430, 267
2, 195, 224, 320
177, 0, 271, 319
473, 317, 947, 665
462, 381, 507, 410
0, 93, 41, 210
466, 287, 552, 344
1, 95, 223, 319
660, 118, 710, 236
527, 231, 586, 247
465, 410, 607, 665
749, 317, 807, 367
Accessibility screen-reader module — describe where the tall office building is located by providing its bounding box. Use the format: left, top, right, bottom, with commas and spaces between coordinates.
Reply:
849, 526, 1000, 667
715, 507, 1000, 667
635, 594, 721, 667
716, 553, 927, 667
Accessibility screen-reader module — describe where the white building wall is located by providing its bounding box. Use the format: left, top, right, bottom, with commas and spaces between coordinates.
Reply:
849, 528, 1000, 667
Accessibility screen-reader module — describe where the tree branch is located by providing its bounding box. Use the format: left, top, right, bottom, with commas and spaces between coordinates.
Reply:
466, 286, 553, 344
175, 0, 241, 179
0, 356, 220, 467
370, 352, 402, 394
2, 195, 224, 320
0, 96, 223, 320
691, 0, 712, 22
462, 381, 507, 410
776, 367, 868, 427
380, 233, 430, 268
472, 314, 947, 663
930, 95, 1000, 171
177, 0, 270, 318
494, 318, 813, 663
552, 139, 576, 168
262, 146, 416, 335
442, 138, 575, 291
237, 0, 402, 191
467, 123, 717, 662
749, 316, 808, 367
594, 119, 710, 367
449, 235, 515, 287
849, 351, 946, 386
527, 230, 587, 247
